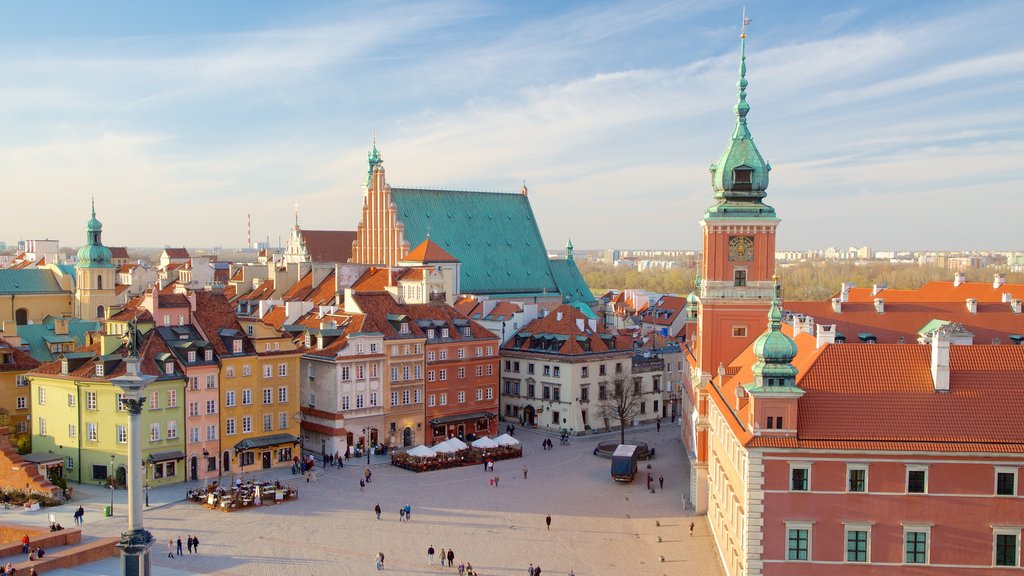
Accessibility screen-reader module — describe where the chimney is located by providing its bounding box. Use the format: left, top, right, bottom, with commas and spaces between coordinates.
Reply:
1003, 293, 1014, 303
954, 272, 966, 287
54, 317, 69, 336
815, 324, 836, 349
930, 326, 951, 392
831, 297, 842, 314
965, 298, 977, 314
873, 298, 885, 313
1012, 299, 1023, 314
994, 273, 1006, 289
801, 316, 814, 335
735, 385, 748, 412
872, 283, 887, 296
840, 282, 855, 302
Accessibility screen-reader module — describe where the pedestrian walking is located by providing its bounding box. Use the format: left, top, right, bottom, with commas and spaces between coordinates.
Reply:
405, 504, 412, 521
376, 551, 384, 570
535, 565, 542, 575
364, 467, 372, 483
167, 539, 174, 558
375, 503, 381, 519
494, 475, 500, 487
21, 534, 29, 554
193, 535, 199, 554
659, 475, 664, 489
529, 563, 535, 576
447, 548, 455, 567
522, 465, 528, 479
545, 514, 551, 530
427, 545, 435, 564
439, 548, 446, 567
646, 472, 653, 490
399, 507, 406, 522
187, 535, 193, 554
176, 537, 183, 556
360, 479, 365, 491
689, 521, 695, 536
657, 419, 661, 432
458, 561, 465, 575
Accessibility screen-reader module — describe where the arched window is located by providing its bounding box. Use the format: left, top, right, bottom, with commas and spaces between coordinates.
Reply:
14, 308, 28, 326
97, 305, 105, 319
97, 275, 103, 290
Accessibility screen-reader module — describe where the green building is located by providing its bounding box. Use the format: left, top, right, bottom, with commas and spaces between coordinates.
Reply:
29, 329, 186, 487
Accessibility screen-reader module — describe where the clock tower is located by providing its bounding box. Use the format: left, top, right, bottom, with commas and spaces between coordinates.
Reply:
694, 29, 779, 384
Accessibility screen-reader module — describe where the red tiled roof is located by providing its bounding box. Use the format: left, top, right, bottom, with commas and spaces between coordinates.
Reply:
844, 280, 1024, 303
300, 230, 356, 263
30, 329, 178, 381
114, 284, 131, 295
107, 307, 154, 323
786, 300, 1024, 344
158, 294, 191, 309
503, 304, 631, 356
192, 291, 255, 356
283, 272, 314, 302
351, 267, 391, 292
223, 285, 236, 300
261, 306, 287, 330
108, 247, 129, 260
0, 338, 40, 372
307, 273, 337, 306
229, 268, 244, 282
163, 248, 189, 259
641, 295, 686, 326
404, 238, 458, 263
454, 297, 481, 318
238, 279, 275, 301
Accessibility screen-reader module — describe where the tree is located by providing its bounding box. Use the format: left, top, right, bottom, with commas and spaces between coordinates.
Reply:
598, 372, 643, 445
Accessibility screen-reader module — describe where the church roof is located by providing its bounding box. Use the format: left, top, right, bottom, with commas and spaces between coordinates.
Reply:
299, 230, 357, 263
0, 269, 65, 295
390, 188, 558, 296
548, 258, 596, 304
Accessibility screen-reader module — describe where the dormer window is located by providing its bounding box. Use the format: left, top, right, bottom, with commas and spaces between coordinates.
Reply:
95, 363, 104, 377
462, 327, 471, 337
61, 359, 68, 374
165, 362, 174, 375
187, 351, 196, 363
441, 328, 449, 338
204, 349, 212, 361
232, 339, 242, 353
427, 329, 435, 339
400, 323, 410, 334
304, 334, 312, 347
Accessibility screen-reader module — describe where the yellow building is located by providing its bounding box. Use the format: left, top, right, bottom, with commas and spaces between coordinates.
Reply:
0, 331, 40, 437
193, 291, 299, 475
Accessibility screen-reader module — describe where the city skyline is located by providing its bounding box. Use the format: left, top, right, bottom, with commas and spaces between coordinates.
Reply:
1, 1, 1020, 250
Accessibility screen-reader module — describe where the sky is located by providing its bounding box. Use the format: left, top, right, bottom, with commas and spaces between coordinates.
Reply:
0, 0, 1021, 252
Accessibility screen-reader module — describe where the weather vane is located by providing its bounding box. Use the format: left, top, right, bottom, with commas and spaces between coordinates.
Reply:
741, 7, 752, 38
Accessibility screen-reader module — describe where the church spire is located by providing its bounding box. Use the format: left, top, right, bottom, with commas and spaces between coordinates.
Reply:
565, 238, 574, 261
366, 132, 383, 187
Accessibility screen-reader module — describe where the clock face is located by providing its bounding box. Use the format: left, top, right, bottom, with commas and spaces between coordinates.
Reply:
729, 236, 754, 261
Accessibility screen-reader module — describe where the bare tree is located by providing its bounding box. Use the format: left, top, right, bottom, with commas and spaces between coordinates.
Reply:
598, 372, 642, 445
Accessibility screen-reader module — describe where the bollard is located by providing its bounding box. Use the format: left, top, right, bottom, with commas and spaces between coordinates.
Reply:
659, 555, 665, 562
657, 536, 663, 543
655, 520, 661, 527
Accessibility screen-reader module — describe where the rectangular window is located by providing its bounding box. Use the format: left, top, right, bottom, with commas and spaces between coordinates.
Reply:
905, 530, 928, 564
167, 420, 177, 439
475, 347, 482, 357
732, 326, 748, 337
458, 367, 465, 379
475, 365, 483, 377
226, 366, 236, 378
190, 427, 200, 443
206, 399, 216, 414
242, 416, 252, 434
543, 365, 550, 376
440, 393, 447, 406
787, 526, 810, 561
263, 365, 272, 378
150, 422, 160, 441
226, 418, 236, 435
277, 363, 286, 377
391, 391, 399, 407
263, 414, 273, 432
278, 386, 288, 403
428, 371, 436, 382
242, 364, 251, 376
149, 391, 159, 410
907, 467, 928, 494
207, 424, 217, 440
414, 389, 422, 403
225, 391, 236, 407
189, 402, 199, 417
279, 412, 288, 430
458, 391, 466, 403
457, 348, 465, 359
848, 465, 868, 493
402, 390, 410, 405
342, 396, 350, 410
67, 393, 76, 407
355, 395, 364, 409
86, 391, 97, 410
553, 366, 561, 377
996, 532, 1019, 567
402, 366, 410, 380
37, 387, 46, 405
846, 529, 868, 562
16, 396, 27, 410
167, 389, 177, 408
38, 417, 46, 435
440, 349, 447, 360
476, 389, 483, 401
242, 389, 252, 405
791, 465, 810, 491
370, 392, 378, 406
68, 424, 77, 438
206, 374, 217, 388
428, 394, 436, 407
996, 468, 1018, 496
391, 367, 399, 382
429, 352, 437, 362
486, 365, 493, 376
439, 369, 447, 381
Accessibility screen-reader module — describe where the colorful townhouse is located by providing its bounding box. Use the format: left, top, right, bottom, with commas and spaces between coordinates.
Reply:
28, 326, 186, 487
501, 304, 635, 434
192, 290, 298, 475
0, 330, 40, 436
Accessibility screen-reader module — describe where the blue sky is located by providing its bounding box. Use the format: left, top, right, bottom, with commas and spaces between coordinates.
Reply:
1, 1, 1021, 251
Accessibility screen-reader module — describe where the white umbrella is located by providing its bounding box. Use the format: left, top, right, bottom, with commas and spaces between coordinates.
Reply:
494, 433, 521, 446
471, 436, 499, 449
445, 437, 469, 450
406, 445, 436, 458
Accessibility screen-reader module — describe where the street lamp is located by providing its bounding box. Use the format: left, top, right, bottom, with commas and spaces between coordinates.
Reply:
109, 455, 115, 515
144, 481, 149, 508
363, 428, 371, 464
321, 438, 326, 466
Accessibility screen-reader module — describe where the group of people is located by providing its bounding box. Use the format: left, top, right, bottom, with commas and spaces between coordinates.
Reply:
504, 424, 516, 435
72, 505, 85, 525
359, 467, 373, 490
540, 438, 555, 450
3, 562, 39, 575
166, 535, 200, 558
427, 546, 461, 569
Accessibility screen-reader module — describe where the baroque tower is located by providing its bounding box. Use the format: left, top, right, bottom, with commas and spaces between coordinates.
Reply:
350, 139, 411, 267
74, 199, 117, 321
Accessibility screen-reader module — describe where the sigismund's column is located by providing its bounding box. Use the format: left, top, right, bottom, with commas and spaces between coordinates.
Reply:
111, 349, 156, 576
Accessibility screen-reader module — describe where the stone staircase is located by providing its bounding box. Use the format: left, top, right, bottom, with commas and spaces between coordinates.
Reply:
0, 525, 118, 572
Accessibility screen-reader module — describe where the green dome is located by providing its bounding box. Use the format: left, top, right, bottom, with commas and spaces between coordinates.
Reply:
751, 290, 799, 381
76, 243, 113, 268
87, 215, 102, 232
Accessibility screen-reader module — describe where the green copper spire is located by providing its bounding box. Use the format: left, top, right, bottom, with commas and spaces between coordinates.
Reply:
365, 132, 383, 187
565, 238, 574, 261
705, 26, 775, 220
76, 199, 114, 269
751, 277, 798, 384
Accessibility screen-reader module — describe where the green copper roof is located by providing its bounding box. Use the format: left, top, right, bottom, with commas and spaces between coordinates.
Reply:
752, 285, 799, 380
390, 188, 559, 296
705, 34, 776, 220
550, 258, 597, 305
18, 318, 101, 362
0, 269, 65, 295
76, 200, 114, 269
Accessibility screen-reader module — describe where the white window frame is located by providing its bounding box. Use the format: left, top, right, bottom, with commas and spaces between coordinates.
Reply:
279, 363, 287, 377
241, 416, 252, 434
789, 462, 811, 492
117, 424, 127, 444
843, 522, 872, 564
278, 386, 288, 403
150, 422, 161, 442
167, 420, 178, 439
86, 391, 97, 411
993, 526, 1022, 568
906, 465, 929, 494
903, 524, 932, 565
846, 463, 869, 493
785, 521, 813, 562
225, 391, 236, 407
995, 466, 1019, 497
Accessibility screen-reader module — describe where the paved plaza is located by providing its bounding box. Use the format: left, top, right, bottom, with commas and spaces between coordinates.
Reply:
19, 423, 722, 575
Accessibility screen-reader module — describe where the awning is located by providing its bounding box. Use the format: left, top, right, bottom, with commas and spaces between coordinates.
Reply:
429, 411, 496, 426
148, 450, 186, 463
233, 433, 299, 452
21, 453, 64, 466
